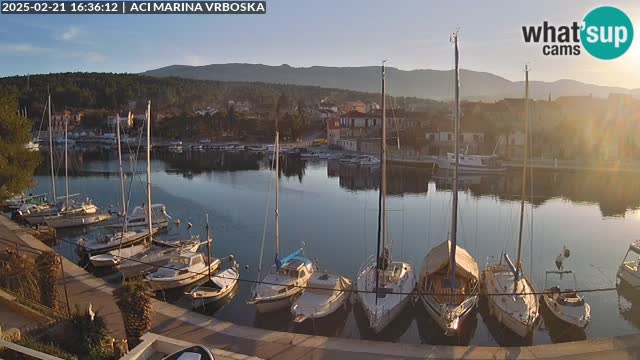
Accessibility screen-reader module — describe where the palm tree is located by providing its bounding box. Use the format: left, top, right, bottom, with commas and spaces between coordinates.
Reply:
36, 251, 60, 309
113, 279, 154, 346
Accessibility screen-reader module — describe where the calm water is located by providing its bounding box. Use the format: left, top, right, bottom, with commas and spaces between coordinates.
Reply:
30, 147, 640, 346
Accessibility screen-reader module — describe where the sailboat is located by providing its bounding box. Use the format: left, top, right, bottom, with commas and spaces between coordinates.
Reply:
355, 61, 416, 333
247, 132, 316, 313
417, 33, 479, 336
481, 65, 539, 338
17, 94, 65, 225
44, 113, 110, 228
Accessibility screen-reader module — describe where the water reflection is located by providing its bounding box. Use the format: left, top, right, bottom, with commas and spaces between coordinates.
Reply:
353, 302, 414, 342
618, 284, 640, 331
415, 303, 477, 345
540, 300, 587, 343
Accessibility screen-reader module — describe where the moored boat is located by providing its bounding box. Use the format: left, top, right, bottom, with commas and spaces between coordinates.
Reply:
116, 238, 201, 278
617, 240, 640, 288
542, 270, 591, 329
291, 270, 351, 323
89, 243, 148, 268
145, 251, 221, 291
187, 256, 240, 306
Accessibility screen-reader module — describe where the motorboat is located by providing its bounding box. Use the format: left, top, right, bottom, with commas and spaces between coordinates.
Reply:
117, 238, 201, 278
482, 254, 539, 337
89, 243, 148, 268
153, 235, 199, 248
161, 345, 214, 360
145, 251, 220, 291
248, 248, 315, 313
187, 256, 240, 306
77, 228, 156, 256
418, 240, 479, 335
291, 270, 351, 323
4, 193, 48, 210
359, 156, 380, 167
617, 240, 640, 288
542, 270, 591, 329
437, 153, 505, 173
106, 204, 170, 230
16, 201, 63, 225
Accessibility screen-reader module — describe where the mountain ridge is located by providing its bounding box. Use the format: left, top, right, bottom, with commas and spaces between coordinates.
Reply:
143, 63, 639, 101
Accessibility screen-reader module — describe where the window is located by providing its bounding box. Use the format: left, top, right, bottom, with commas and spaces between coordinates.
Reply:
299, 270, 306, 278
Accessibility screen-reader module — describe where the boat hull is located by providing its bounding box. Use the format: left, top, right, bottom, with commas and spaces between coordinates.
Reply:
253, 291, 301, 313
617, 266, 640, 288
147, 261, 220, 291
419, 294, 478, 335
46, 213, 110, 229
542, 294, 591, 329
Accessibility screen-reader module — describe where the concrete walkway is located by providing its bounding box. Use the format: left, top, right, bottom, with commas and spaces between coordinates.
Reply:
1, 215, 640, 359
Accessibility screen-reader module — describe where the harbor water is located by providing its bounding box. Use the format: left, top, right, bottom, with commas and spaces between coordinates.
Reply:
30, 147, 640, 346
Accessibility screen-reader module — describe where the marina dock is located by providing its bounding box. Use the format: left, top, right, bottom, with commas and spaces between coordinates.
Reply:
1, 214, 639, 359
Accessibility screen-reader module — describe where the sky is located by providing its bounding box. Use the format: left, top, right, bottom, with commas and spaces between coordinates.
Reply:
0, 0, 639, 88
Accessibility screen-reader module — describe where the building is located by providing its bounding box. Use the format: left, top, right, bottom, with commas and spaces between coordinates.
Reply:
327, 117, 341, 145
339, 101, 366, 113
228, 100, 251, 113
337, 138, 358, 151
339, 111, 381, 138
106, 114, 135, 128
424, 126, 485, 155
51, 110, 83, 132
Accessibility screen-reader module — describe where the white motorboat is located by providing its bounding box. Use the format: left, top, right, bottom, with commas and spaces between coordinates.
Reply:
248, 249, 315, 313
248, 132, 317, 313
187, 258, 240, 306
482, 65, 539, 338
542, 270, 591, 329
617, 240, 640, 288
483, 254, 539, 338
107, 204, 170, 230
116, 238, 201, 278
161, 345, 214, 360
356, 61, 416, 334
291, 270, 351, 323
146, 251, 220, 291
418, 241, 479, 335
437, 153, 505, 173
89, 243, 148, 268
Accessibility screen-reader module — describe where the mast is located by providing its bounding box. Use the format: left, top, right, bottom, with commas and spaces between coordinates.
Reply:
146, 101, 153, 239
116, 113, 127, 233
515, 65, 530, 280
449, 32, 460, 305
274, 131, 280, 266
64, 117, 69, 211
47, 93, 56, 200
206, 214, 212, 278
375, 60, 387, 294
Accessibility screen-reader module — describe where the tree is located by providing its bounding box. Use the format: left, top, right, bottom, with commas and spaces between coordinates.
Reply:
36, 251, 61, 310
0, 88, 40, 201
113, 279, 154, 347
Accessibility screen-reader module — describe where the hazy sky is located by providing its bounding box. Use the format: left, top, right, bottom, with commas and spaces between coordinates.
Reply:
0, 0, 639, 88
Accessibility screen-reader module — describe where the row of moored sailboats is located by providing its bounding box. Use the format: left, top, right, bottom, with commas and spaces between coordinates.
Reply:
245, 33, 591, 337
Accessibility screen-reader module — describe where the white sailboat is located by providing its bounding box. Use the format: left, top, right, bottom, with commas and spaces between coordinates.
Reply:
418, 33, 479, 336
247, 132, 316, 313
44, 116, 110, 228
356, 61, 416, 334
481, 65, 539, 338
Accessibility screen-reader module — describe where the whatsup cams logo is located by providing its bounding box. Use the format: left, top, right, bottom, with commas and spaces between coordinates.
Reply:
522, 6, 633, 60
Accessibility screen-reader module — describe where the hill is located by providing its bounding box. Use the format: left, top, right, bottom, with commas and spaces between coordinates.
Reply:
143, 63, 640, 100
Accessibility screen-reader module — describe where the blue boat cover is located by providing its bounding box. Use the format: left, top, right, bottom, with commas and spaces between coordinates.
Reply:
275, 248, 303, 270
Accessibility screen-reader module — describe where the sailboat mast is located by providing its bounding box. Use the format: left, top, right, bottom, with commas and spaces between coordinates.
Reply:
47, 93, 56, 200
375, 60, 387, 292
274, 131, 280, 264
116, 113, 127, 232
64, 117, 69, 210
146, 101, 153, 239
515, 65, 530, 277
449, 33, 460, 305
206, 215, 212, 278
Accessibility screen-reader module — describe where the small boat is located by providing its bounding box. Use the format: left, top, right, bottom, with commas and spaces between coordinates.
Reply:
437, 153, 505, 173
89, 243, 148, 268
359, 156, 380, 167
542, 270, 591, 329
161, 345, 214, 360
107, 204, 170, 230
483, 254, 539, 337
248, 248, 315, 313
617, 240, 640, 288
78, 228, 156, 256
45, 203, 111, 229
145, 251, 221, 291
291, 271, 352, 323
116, 238, 201, 278
153, 235, 199, 248
187, 256, 240, 306
16, 201, 63, 225
4, 193, 48, 210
